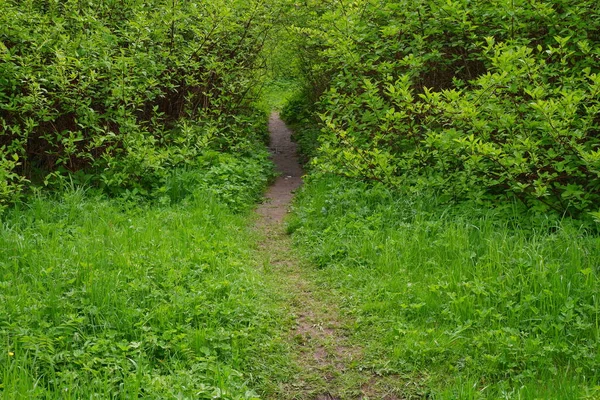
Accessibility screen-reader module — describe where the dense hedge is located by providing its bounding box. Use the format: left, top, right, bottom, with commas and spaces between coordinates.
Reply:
290, 0, 600, 218
0, 0, 287, 206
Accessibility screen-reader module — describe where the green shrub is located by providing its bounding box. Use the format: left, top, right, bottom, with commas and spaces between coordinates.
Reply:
0, 152, 26, 209
0, 0, 282, 199
290, 0, 600, 217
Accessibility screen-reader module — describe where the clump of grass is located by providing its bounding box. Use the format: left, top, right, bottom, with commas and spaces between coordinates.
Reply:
162, 149, 275, 211
257, 79, 303, 113
289, 174, 600, 399
0, 181, 285, 398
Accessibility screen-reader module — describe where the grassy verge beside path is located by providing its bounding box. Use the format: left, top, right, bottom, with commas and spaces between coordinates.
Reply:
0, 163, 288, 399
289, 174, 600, 399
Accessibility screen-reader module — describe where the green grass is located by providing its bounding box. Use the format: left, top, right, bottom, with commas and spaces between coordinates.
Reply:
257, 79, 303, 113
288, 174, 600, 399
0, 170, 287, 398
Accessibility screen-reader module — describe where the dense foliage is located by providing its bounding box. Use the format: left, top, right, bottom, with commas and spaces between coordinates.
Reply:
289, 0, 600, 218
0, 0, 286, 206
3, 0, 600, 397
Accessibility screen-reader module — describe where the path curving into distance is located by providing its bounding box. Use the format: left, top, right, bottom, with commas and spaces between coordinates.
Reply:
256, 112, 303, 223
254, 113, 402, 400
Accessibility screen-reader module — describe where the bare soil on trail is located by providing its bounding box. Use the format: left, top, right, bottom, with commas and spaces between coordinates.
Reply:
254, 113, 404, 400
256, 113, 303, 224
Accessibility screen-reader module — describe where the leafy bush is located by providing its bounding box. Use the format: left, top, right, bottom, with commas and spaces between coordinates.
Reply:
290, 0, 600, 217
0, 152, 26, 210
162, 148, 275, 212
0, 0, 282, 200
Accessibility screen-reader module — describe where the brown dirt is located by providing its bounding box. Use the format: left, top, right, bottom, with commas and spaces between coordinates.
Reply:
256, 112, 303, 224
255, 113, 407, 400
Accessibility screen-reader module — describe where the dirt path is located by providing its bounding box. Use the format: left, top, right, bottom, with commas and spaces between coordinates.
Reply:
255, 113, 402, 400
256, 112, 303, 224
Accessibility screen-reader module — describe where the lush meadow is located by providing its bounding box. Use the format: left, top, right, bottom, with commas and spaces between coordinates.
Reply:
0, 152, 291, 398
289, 176, 600, 398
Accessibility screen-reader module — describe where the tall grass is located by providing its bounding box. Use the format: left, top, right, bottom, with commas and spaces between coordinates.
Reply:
0, 184, 284, 398
289, 175, 600, 399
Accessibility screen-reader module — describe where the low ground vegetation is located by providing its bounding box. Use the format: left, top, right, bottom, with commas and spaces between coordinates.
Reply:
289, 175, 600, 398
0, 165, 287, 398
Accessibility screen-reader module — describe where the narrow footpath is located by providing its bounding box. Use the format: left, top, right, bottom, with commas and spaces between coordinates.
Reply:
254, 113, 402, 400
